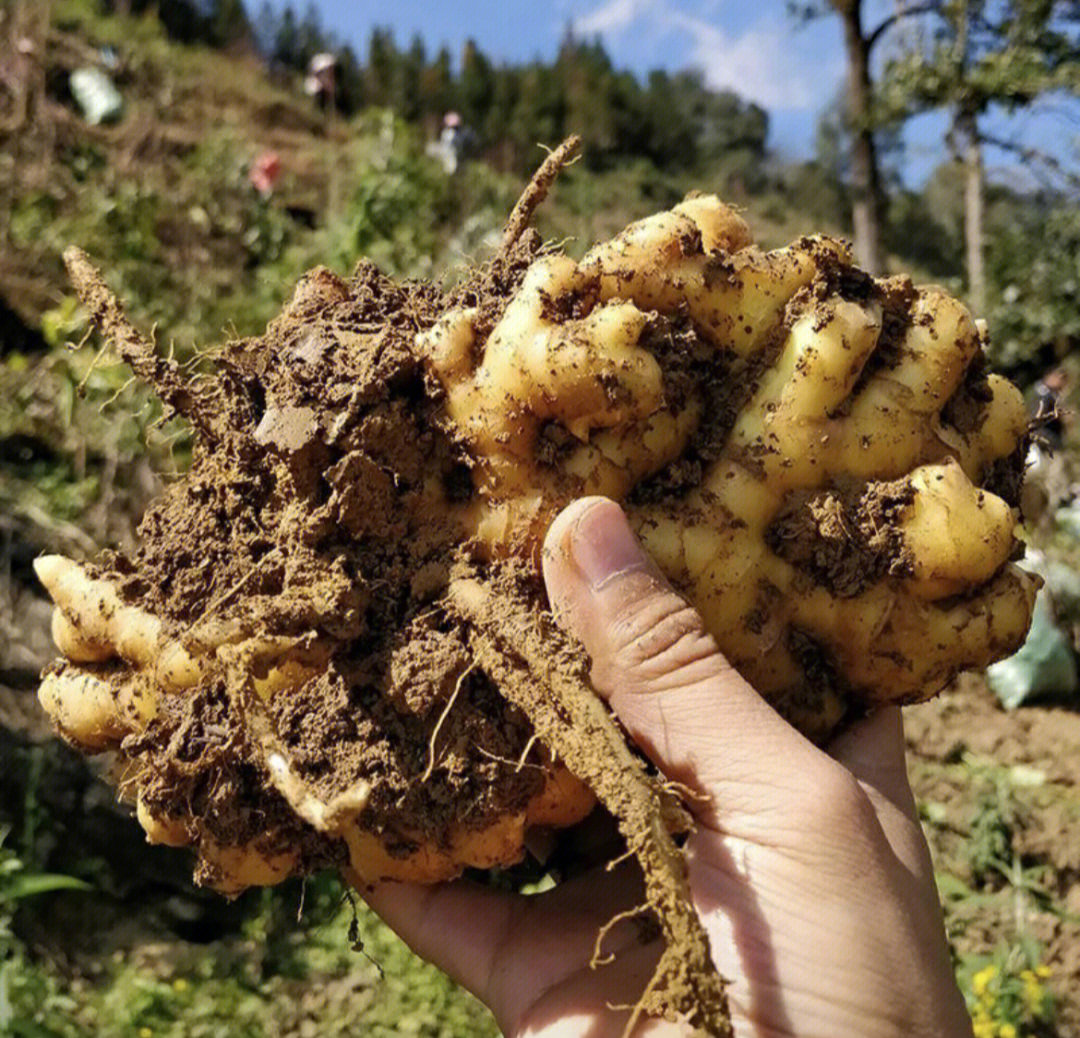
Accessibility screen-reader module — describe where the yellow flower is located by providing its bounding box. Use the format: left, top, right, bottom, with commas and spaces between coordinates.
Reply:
972, 964, 998, 998
138, 1029, 153, 1038
998, 1024, 1017, 1038
1036, 963, 1052, 978
173, 978, 189, 993
1023, 973, 1044, 1014
971, 1005, 995, 1038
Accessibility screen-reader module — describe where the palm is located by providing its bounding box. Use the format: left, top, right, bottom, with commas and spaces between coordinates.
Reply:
359, 826, 670, 1037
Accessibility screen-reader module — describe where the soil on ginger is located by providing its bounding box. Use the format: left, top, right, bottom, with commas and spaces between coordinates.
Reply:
105, 237, 556, 875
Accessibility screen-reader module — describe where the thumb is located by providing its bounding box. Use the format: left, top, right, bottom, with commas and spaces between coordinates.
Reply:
542, 497, 815, 825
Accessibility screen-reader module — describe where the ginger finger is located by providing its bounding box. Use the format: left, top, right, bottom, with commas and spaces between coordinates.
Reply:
526, 762, 596, 827
880, 289, 980, 414
38, 669, 125, 750
343, 767, 594, 885
938, 373, 1029, 483
898, 461, 1016, 600
36, 554, 203, 690
582, 198, 837, 357
200, 839, 298, 897
136, 796, 192, 847
50, 607, 113, 663
344, 813, 529, 885
839, 564, 1039, 699
38, 665, 155, 751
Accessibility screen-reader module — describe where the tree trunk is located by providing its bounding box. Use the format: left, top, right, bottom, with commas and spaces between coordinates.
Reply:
835, 0, 887, 274
957, 108, 986, 315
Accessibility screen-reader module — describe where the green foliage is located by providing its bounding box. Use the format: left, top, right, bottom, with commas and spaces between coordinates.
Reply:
40, 298, 87, 350
886, 187, 965, 281
877, 1, 1080, 123
0, 832, 88, 1038
0, 867, 496, 1038
244, 113, 518, 296
0, 951, 82, 1038
332, 131, 453, 273
984, 201, 1080, 372
0, 829, 90, 910
959, 946, 1057, 1038
0, 313, 185, 547
921, 752, 1070, 1036
100, 0, 252, 48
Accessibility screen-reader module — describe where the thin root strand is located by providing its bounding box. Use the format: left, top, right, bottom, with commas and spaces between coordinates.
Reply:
447, 569, 731, 1037
62, 247, 218, 438
591, 903, 651, 970
500, 135, 581, 254
421, 661, 475, 783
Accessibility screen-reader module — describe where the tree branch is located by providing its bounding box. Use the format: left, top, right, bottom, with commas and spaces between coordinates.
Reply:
867, 1, 940, 52
978, 131, 1080, 192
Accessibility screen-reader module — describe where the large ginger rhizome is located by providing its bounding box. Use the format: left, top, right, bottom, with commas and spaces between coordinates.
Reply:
36, 188, 1036, 1036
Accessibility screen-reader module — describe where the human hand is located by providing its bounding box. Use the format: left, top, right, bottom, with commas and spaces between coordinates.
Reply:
360, 496, 974, 1037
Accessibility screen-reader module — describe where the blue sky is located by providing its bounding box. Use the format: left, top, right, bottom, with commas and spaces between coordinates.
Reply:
263, 0, 1080, 188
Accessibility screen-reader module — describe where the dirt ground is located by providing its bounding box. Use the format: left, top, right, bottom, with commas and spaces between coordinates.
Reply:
906, 675, 1080, 1033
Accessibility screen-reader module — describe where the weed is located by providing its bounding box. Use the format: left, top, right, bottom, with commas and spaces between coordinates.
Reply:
959, 944, 1056, 1038
921, 754, 1067, 1035
0, 829, 89, 1037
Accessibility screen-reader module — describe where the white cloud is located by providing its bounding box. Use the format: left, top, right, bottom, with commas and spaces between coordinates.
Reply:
574, 0, 655, 35
572, 0, 840, 112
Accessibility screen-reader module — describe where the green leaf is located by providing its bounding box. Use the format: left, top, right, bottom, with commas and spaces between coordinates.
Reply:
2, 874, 91, 903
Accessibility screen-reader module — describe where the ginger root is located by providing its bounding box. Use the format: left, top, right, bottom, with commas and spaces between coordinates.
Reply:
36, 168, 1037, 1035
420, 196, 1037, 735
36, 554, 596, 889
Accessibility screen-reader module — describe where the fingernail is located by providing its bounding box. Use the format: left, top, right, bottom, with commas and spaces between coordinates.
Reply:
570, 499, 648, 589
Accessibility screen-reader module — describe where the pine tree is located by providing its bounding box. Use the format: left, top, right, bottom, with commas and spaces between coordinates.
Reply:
420, 46, 455, 128
209, 0, 251, 49
273, 5, 300, 68
399, 35, 426, 122
365, 27, 397, 109
459, 39, 495, 138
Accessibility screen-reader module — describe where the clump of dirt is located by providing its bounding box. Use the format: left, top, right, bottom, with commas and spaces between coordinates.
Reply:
766, 478, 916, 597
126, 678, 343, 888
627, 313, 739, 502
96, 238, 556, 870
841, 274, 917, 401
942, 354, 995, 437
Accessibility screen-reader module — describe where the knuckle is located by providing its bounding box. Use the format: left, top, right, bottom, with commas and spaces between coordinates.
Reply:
608, 592, 719, 688
797, 761, 873, 829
